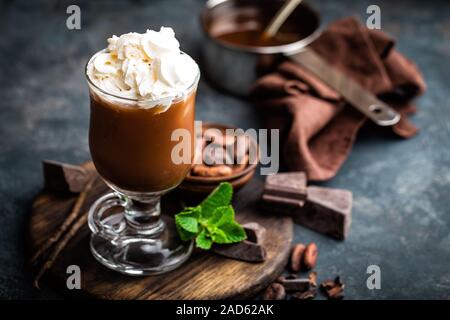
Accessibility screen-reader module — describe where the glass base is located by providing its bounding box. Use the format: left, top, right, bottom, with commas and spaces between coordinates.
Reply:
90, 214, 193, 276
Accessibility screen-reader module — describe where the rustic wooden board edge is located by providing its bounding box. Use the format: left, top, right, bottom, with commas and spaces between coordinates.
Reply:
27, 162, 294, 300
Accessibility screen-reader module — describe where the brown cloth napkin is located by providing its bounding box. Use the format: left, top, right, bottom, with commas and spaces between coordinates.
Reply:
251, 17, 426, 181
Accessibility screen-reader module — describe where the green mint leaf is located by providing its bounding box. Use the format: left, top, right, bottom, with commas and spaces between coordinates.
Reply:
177, 206, 200, 218
216, 221, 246, 243
200, 182, 233, 220
174, 182, 246, 249
209, 227, 229, 244
175, 207, 200, 242
176, 223, 197, 241
196, 228, 213, 250
216, 205, 235, 226
175, 215, 198, 233
206, 205, 234, 226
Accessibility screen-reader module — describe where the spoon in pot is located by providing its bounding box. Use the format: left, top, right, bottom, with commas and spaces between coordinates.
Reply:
259, 0, 400, 126
260, 0, 303, 41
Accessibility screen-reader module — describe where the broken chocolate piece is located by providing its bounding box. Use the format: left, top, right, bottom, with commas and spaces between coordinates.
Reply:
326, 286, 344, 300
242, 222, 266, 244
276, 274, 297, 283
213, 222, 266, 262
264, 172, 307, 201
42, 160, 91, 193
320, 279, 337, 290
263, 283, 286, 300
295, 186, 352, 240
308, 271, 317, 287
320, 277, 345, 300
213, 241, 266, 262
260, 171, 352, 240
280, 278, 310, 292
264, 185, 306, 202
262, 194, 305, 209
291, 289, 317, 300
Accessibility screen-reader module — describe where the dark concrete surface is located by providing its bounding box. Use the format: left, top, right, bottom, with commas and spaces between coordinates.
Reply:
1, 0, 449, 299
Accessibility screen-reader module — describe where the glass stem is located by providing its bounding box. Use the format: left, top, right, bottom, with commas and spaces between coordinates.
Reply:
123, 193, 165, 235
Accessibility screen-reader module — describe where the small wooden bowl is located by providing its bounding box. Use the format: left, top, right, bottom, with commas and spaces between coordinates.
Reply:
179, 122, 258, 195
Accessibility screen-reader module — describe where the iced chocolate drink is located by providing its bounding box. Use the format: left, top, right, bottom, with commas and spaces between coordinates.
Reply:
85, 27, 200, 275
88, 79, 196, 193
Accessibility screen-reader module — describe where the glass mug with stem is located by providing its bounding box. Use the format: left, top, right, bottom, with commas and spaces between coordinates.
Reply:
85, 50, 200, 275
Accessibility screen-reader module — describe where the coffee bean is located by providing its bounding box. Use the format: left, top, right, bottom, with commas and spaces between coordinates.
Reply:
262, 283, 286, 300
203, 146, 233, 165
303, 242, 318, 270
290, 243, 306, 272
204, 129, 235, 147
191, 164, 232, 177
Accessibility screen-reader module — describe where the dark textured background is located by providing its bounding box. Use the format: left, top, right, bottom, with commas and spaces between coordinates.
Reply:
1, 0, 450, 299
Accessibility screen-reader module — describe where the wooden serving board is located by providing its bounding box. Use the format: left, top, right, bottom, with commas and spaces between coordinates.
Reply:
28, 162, 293, 299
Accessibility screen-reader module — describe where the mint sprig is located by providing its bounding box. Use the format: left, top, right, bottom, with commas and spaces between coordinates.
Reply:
175, 182, 246, 249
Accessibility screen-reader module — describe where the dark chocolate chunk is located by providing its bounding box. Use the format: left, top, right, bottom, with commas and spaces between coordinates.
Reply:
213, 241, 266, 262
276, 274, 297, 283
262, 194, 305, 209
326, 286, 344, 300
280, 278, 310, 292
42, 160, 91, 193
264, 172, 307, 201
320, 277, 345, 300
308, 271, 318, 287
242, 222, 266, 244
264, 185, 306, 202
295, 186, 352, 240
291, 289, 317, 300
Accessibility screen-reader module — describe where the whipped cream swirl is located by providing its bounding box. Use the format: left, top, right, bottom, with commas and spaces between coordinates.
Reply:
87, 27, 199, 109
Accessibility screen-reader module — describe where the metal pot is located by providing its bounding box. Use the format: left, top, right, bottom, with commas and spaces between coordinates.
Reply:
200, 0, 322, 96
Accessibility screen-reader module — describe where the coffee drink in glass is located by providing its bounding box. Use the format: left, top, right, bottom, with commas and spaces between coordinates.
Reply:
85, 27, 199, 275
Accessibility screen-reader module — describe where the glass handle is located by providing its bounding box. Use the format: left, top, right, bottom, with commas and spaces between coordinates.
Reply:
88, 192, 127, 241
